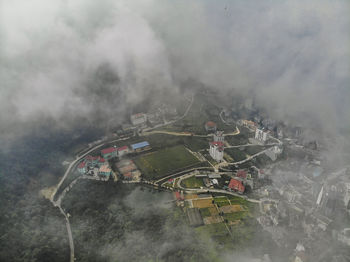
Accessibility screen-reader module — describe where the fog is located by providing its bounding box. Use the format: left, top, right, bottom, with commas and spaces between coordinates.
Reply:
1, 0, 349, 141
1, 0, 350, 261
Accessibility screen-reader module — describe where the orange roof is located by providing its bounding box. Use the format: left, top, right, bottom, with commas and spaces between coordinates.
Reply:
99, 165, 111, 173
206, 121, 216, 127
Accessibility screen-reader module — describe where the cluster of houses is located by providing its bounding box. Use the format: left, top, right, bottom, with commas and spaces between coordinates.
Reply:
77, 141, 151, 181
129, 106, 178, 129
116, 159, 141, 182
77, 155, 112, 181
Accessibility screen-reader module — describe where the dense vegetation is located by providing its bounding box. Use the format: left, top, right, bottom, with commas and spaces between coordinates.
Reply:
62, 181, 219, 262
0, 125, 102, 262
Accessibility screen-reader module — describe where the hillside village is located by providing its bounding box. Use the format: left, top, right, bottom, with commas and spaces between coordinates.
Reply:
64, 93, 350, 262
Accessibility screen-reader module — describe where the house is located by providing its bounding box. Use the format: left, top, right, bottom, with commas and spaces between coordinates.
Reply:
228, 178, 245, 193
98, 157, 106, 167
130, 113, 147, 126
203, 178, 212, 187
117, 145, 129, 157
213, 131, 224, 142
238, 119, 257, 130
205, 121, 217, 132
99, 165, 112, 179
255, 128, 268, 143
131, 141, 150, 152
123, 172, 133, 180
101, 147, 117, 159
175, 191, 184, 201
265, 146, 282, 161
209, 141, 224, 162
236, 170, 247, 179
85, 155, 100, 166
77, 161, 86, 174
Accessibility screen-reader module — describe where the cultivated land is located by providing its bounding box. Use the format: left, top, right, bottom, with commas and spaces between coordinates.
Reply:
193, 195, 259, 250
135, 145, 200, 180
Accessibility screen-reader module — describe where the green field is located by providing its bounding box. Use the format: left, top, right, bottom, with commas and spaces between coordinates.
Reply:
225, 148, 247, 161
199, 208, 212, 218
228, 195, 249, 205
181, 176, 204, 188
135, 145, 200, 180
214, 199, 231, 207
223, 211, 247, 222
244, 145, 266, 155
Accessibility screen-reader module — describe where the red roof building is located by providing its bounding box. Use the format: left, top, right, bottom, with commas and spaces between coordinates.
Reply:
210, 141, 224, 148
78, 162, 86, 168
101, 147, 116, 154
205, 121, 217, 132
236, 170, 247, 179
228, 178, 245, 193
117, 145, 128, 152
175, 191, 184, 201
123, 172, 132, 179
85, 155, 99, 161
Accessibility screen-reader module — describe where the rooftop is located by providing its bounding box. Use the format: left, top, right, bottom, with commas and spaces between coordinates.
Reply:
131, 141, 150, 150
101, 147, 116, 154
210, 141, 224, 147
205, 121, 216, 127
99, 165, 111, 173
117, 145, 129, 151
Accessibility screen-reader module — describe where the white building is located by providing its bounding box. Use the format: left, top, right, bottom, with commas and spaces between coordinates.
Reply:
255, 128, 268, 142
130, 113, 147, 126
265, 146, 283, 161
213, 131, 224, 142
209, 141, 224, 162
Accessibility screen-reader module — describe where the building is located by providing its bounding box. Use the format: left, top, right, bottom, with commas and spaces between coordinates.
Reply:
175, 191, 184, 201
265, 146, 283, 161
255, 128, 268, 143
130, 113, 147, 126
99, 165, 112, 179
228, 178, 245, 193
117, 145, 129, 157
98, 157, 106, 167
236, 170, 247, 178
131, 141, 150, 152
238, 119, 257, 130
213, 131, 224, 142
77, 161, 86, 174
205, 121, 217, 132
85, 155, 100, 166
209, 141, 224, 162
101, 147, 117, 160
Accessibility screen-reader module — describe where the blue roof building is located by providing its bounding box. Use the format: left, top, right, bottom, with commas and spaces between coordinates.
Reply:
131, 141, 150, 150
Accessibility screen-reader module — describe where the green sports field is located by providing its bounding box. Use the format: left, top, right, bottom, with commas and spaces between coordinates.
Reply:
135, 145, 200, 180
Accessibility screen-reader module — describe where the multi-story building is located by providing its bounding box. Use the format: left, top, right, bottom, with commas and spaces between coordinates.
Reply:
255, 128, 268, 143
130, 113, 147, 126
101, 147, 117, 160
213, 131, 224, 142
209, 141, 224, 162
77, 161, 87, 174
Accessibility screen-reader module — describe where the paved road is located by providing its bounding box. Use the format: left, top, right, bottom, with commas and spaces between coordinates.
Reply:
50, 136, 131, 262
174, 173, 260, 204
